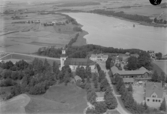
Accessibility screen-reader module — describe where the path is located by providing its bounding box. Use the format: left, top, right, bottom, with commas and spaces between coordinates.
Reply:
0, 52, 60, 62
97, 61, 131, 114
0, 94, 30, 114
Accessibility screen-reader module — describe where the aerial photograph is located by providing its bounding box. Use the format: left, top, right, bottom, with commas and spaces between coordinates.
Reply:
0, 0, 167, 114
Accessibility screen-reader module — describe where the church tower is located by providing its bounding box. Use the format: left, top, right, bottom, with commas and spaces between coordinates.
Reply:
60, 48, 67, 70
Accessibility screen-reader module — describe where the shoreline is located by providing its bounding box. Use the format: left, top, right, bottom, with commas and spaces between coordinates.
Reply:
59, 11, 167, 28
89, 12, 167, 28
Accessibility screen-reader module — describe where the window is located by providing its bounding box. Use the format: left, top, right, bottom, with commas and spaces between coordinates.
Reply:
153, 99, 155, 102
147, 99, 149, 102
156, 100, 158, 102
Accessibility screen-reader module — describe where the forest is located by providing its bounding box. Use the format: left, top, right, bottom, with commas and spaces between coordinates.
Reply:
37, 44, 145, 58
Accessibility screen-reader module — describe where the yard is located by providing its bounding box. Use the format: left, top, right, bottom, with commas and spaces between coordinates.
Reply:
25, 84, 87, 114
132, 84, 145, 104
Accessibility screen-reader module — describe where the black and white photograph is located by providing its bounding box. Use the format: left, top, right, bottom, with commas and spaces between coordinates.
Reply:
0, 0, 167, 114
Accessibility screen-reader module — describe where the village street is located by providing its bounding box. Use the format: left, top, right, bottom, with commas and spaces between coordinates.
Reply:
97, 61, 131, 114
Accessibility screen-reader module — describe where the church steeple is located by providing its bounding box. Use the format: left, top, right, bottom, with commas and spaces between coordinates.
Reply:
60, 48, 67, 70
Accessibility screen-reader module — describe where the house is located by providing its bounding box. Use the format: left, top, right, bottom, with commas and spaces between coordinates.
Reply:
90, 54, 108, 62
60, 49, 97, 73
145, 82, 164, 108
111, 66, 151, 84
95, 92, 105, 102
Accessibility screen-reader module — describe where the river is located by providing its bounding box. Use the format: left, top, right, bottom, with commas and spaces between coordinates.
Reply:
65, 13, 167, 54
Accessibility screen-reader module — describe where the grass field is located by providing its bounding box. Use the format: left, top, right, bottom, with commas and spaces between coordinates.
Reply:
25, 84, 87, 114
133, 85, 144, 104
1, 10, 86, 53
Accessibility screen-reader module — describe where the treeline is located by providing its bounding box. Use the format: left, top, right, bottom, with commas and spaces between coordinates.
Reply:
126, 51, 152, 70
37, 44, 145, 58
154, 18, 167, 24
111, 75, 166, 114
85, 68, 117, 114
0, 58, 75, 100
90, 9, 152, 24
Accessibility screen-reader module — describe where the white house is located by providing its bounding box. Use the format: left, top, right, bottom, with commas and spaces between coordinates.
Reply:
60, 49, 97, 73
90, 54, 108, 62
145, 82, 164, 108
95, 92, 105, 102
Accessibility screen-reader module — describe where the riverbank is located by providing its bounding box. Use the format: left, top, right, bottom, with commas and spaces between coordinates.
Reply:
89, 10, 167, 28
59, 10, 167, 28
65, 13, 167, 54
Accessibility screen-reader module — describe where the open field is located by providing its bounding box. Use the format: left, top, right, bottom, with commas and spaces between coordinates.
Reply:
1, 9, 86, 53
107, 109, 120, 114
25, 84, 87, 114
0, 53, 60, 65
0, 94, 30, 114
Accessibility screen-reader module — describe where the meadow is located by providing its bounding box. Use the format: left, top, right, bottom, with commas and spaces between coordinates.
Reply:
25, 84, 87, 114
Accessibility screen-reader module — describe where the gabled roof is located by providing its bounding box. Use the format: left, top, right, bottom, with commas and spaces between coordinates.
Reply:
145, 82, 163, 98
96, 92, 105, 98
64, 58, 95, 66
123, 78, 134, 83
90, 54, 108, 58
111, 66, 149, 76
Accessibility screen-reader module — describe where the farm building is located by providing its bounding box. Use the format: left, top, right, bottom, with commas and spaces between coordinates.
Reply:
111, 66, 151, 84
89, 54, 108, 62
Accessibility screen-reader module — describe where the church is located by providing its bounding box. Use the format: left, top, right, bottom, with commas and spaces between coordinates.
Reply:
60, 49, 97, 73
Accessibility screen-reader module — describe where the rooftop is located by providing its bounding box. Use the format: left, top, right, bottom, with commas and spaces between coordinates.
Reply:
145, 82, 163, 98
90, 54, 108, 58
111, 66, 149, 75
96, 92, 105, 98
123, 78, 134, 83
64, 58, 95, 66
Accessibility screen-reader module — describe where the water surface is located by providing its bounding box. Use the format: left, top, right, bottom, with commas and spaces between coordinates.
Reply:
66, 13, 167, 54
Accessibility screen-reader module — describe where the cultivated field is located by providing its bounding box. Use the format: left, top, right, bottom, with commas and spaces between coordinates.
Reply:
25, 84, 87, 114
1, 7, 86, 53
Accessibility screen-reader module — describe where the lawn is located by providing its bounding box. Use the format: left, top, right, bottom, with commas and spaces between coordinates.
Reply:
107, 109, 120, 114
132, 84, 144, 104
25, 84, 87, 114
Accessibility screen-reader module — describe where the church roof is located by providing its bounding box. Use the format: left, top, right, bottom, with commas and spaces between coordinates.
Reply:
145, 82, 163, 98
64, 58, 95, 66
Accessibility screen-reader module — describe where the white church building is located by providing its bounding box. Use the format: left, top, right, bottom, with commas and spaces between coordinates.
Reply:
60, 49, 97, 73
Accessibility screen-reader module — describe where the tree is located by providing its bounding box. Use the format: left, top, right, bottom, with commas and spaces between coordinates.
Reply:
52, 61, 59, 74
95, 102, 107, 114
127, 56, 138, 70
98, 70, 106, 83
155, 52, 162, 60
86, 108, 98, 114
137, 51, 152, 70
152, 71, 158, 82
104, 87, 117, 109
128, 84, 133, 92
87, 90, 96, 105
64, 71, 71, 86
159, 98, 166, 111
106, 57, 112, 70
100, 78, 109, 92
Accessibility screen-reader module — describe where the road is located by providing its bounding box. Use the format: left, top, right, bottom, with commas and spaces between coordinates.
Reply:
97, 61, 131, 114
0, 52, 60, 62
